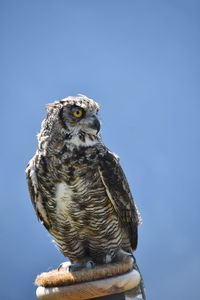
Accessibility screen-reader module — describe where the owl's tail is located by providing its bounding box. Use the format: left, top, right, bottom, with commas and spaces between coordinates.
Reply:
125, 255, 146, 300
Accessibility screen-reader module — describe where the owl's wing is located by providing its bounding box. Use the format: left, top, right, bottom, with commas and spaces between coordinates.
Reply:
98, 150, 141, 251
26, 159, 51, 230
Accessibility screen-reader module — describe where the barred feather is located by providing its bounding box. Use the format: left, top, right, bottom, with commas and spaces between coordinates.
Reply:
26, 95, 141, 264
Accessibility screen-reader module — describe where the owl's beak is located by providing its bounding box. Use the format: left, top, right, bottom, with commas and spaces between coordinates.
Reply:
81, 115, 101, 135
90, 116, 101, 134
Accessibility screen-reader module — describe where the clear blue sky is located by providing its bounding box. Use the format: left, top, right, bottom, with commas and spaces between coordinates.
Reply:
1, 1, 200, 299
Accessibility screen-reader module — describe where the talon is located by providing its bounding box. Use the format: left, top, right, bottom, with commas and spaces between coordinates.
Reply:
57, 261, 71, 271
86, 260, 95, 269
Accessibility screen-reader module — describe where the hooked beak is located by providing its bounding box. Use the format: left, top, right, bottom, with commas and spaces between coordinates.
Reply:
91, 116, 101, 134
80, 114, 101, 135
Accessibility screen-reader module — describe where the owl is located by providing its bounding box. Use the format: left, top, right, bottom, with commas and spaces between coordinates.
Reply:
26, 94, 142, 273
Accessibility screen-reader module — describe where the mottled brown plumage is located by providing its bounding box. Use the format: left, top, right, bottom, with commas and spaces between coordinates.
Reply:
26, 94, 142, 270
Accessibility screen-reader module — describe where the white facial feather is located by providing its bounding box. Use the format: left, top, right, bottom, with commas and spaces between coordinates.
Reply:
68, 135, 99, 147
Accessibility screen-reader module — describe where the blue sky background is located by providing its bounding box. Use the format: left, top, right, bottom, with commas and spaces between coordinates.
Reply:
1, 1, 200, 299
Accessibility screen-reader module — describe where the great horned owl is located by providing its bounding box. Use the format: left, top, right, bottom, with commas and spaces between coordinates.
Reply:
26, 94, 142, 273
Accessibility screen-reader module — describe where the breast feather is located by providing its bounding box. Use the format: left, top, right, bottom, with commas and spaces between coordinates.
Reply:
55, 182, 73, 213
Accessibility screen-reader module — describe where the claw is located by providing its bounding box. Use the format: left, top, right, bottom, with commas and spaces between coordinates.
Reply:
57, 261, 71, 271
86, 260, 95, 269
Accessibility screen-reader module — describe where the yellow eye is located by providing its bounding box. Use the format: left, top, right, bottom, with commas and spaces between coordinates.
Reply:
72, 109, 83, 118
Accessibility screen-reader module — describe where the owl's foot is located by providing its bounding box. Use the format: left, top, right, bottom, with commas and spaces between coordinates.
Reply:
113, 249, 133, 263
69, 260, 95, 272
58, 259, 95, 272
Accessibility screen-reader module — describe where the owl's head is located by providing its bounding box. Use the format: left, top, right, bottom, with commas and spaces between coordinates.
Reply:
44, 95, 101, 145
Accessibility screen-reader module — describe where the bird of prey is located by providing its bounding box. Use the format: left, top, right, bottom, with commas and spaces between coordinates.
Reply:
26, 95, 144, 298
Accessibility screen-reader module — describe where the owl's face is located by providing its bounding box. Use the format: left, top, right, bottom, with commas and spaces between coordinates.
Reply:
60, 103, 100, 135
47, 95, 101, 137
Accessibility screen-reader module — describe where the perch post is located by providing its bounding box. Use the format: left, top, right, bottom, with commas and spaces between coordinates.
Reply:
35, 258, 142, 300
